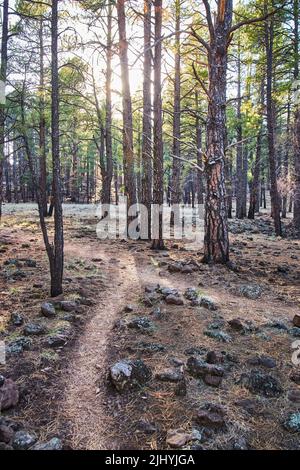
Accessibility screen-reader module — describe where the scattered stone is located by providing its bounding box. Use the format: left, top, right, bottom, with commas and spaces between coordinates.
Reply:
204, 330, 232, 343
265, 321, 288, 331
136, 420, 157, 435
288, 390, 300, 403
195, 403, 226, 429
110, 359, 152, 392
59, 301, 77, 312
127, 317, 155, 332
6, 337, 32, 355
289, 327, 300, 337
187, 357, 224, 387
230, 437, 249, 450
160, 287, 179, 298
206, 351, 224, 364
181, 265, 194, 274
228, 318, 247, 333
199, 296, 218, 311
166, 429, 192, 448
7, 270, 27, 280
156, 369, 183, 383
184, 287, 199, 302
293, 314, 300, 328
290, 372, 300, 385
45, 335, 67, 348
31, 437, 63, 451
0, 425, 14, 443
283, 412, 300, 433
12, 431, 37, 450
22, 259, 37, 268
165, 294, 184, 305
10, 313, 24, 326
247, 356, 277, 369
239, 369, 283, 397
144, 284, 160, 293
168, 263, 182, 273
24, 323, 46, 336
41, 302, 56, 318
239, 284, 262, 300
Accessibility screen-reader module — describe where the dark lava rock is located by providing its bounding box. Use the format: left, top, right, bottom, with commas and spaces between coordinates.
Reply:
289, 327, 300, 337
127, 317, 154, 332
247, 356, 277, 369
199, 296, 218, 311
283, 412, 300, 433
165, 294, 184, 305
41, 302, 56, 318
195, 403, 226, 429
187, 357, 224, 387
31, 437, 62, 451
239, 284, 262, 300
184, 287, 199, 301
45, 335, 67, 348
293, 314, 300, 328
12, 431, 37, 450
206, 351, 224, 364
168, 263, 182, 273
59, 301, 77, 312
287, 389, 300, 403
239, 369, 283, 397
265, 321, 288, 331
10, 313, 24, 326
0, 425, 14, 443
136, 420, 157, 435
228, 318, 247, 333
290, 372, 300, 385
6, 337, 32, 355
24, 323, 46, 336
160, 287, 179, 298
156, 369, 183, 383
144, 284, 160, 293
110, 359, 152, 392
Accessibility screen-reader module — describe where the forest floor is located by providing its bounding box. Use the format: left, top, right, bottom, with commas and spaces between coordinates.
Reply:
0, 203, 300, 450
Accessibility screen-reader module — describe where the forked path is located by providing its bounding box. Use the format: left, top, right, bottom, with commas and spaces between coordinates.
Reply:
61, 241, 142, 450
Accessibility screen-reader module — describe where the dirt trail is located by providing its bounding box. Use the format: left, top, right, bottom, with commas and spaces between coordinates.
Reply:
61, 241, 142, 450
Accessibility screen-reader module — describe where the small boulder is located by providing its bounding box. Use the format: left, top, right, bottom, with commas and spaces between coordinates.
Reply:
184, 287, 199, 302
156, 369, 183, 383
166, 429, 192, 448
0, 378, 19, 411
10, 313, 24, 326
228, 318, 247, 333
239, 284, 262, 300
31, 437, 62, 451
110, 359, 152, 392
239, 369, 283, 397
45, 335, 67, 348
165, 295, 184, 306
195, 403, 226, 429
136, 420, 157, 435
199, 296, 218, 311
12, 431, 37, 450
6, 337, 32, 355
283, 412, 300, 433
206, 351, 224, 364
24, 323, 46, 336
127, 317, 154, 332
247, 355, 276, 369
293, 314, 300, 328
41, 302, 56, 318
59, 301, 77, 312
0, 425, 14, 443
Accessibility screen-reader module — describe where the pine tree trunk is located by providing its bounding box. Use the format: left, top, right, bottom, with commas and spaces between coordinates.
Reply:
293, 0, 300, 235
117, 0, 137, 215
203, 1, 231, 264
39, 18, 48, 217
50, 0, 64, 296
248, 128, 262, 219
152, 0, 164, 249
0, 0, 9, 219
265, 13, 282, 236
170, 0, 181, 226
195, 91, 204, 205
141, 0, 152, 239
236, 40, 244, 219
